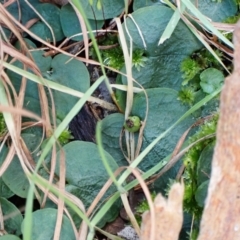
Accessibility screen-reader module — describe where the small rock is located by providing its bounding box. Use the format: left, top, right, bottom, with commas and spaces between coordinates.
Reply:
117, 226, 139, 240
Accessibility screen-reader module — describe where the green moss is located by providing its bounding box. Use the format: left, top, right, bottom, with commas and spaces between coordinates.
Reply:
132, 49, 148, 71
41, 128, 73, 150
58, 129, 74, 145
178, 87, 196, 105
181, 57, 201, 85
181, 48, 224, 88
183, 114, 218, 220
0, 113, 7, 136
103, 46, 125, 70
223, 14, 240, 40
135, 192, 157, 224
90, 34, 148, 70
179, 47, 225, 107
187, 228, 199, 240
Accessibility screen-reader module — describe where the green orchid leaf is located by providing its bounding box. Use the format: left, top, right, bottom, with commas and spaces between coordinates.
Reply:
45, 54, 90, 120
190, 0, 237, 22
132, 88, 195, 171
54, 141, 120, 227
100, 113, 127, 167
0, 197, 23, 236
133, 0, 164, 11
0, 134, 43, 198
121, 5, 202, 90
102, 88, 195, 174
78, 0, 125, 20
0, 179, 14, 199
197, 141, 215, 185
7, 49, 52, 101
60, 4, 104, 41
21, 208, 75, 240
29, 3, 64, 42
195, 180, 209, 208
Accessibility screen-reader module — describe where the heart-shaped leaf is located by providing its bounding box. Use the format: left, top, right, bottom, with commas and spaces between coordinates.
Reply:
29, 3, 64, 42
195, 180, 209, 208
0, 134, 43, 198
102, 88, 195, 173
121, 5, 202, 90
54, 141, 120, 226
60, 4, 104, 41
78, 0, 125, 20
100, 113, 127, 166
200, 68, 224, 94
45, 54, 90, 120
133, 0, 164, 11
0, 179, 14, 199
197, 141, 215, 185
189, 0, 237, 22
21, 208, 75, 240
0, 197, 23, 236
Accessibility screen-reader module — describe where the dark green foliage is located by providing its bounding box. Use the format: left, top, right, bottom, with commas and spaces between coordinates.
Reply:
1, 0, 238, 239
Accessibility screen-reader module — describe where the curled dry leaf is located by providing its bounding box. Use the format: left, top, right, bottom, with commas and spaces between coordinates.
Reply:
198, 20, 240, 239
140, 183, 184, 240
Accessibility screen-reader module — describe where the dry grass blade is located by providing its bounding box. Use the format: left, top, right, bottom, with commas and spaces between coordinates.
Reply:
127, 14, 146, 49
171, 115, 215, 160
2, 42, 40, 72
128, 167, 156, 240
53, 149, 66, 240
95, 226, 124, 240
1, 9, 53, 136
70, 2, 89, 63
115, 17, 133, 119
121, 192, 140, 236
0, 144, 15, 177
86, 167, 126, 217
0, 104, 44, 122
173, 0, 230, 70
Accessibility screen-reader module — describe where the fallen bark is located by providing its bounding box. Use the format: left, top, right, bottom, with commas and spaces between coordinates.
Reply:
197, 21, 240, 239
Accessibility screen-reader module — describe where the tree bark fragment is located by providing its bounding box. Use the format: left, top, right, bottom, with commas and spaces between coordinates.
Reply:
197, 21, 240, 239
140, 183, 184, 240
